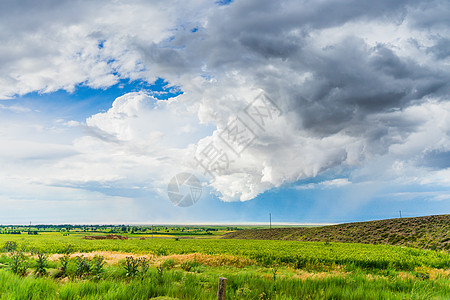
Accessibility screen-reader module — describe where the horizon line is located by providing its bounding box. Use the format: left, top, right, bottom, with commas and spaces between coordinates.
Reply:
1, 222, 336, 226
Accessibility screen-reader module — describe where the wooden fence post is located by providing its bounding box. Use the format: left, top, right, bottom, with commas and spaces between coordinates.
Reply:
217, 277, 227, 300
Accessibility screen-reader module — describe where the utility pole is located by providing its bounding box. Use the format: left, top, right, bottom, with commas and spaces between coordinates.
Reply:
399, 210, 402, 218
269, 213, 272, 230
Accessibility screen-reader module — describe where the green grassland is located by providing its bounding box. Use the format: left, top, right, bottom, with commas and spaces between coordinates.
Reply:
0, 233, 449, 270
0, 231, 449, 299
224, 214, 450, 252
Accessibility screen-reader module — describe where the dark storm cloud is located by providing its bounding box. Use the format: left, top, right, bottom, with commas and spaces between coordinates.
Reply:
420, 150, 450, 169
427, 37, 450, 60
407, 0, 450, 29
138, 0, 450, 168
215, 0, 413, 33
0, 0, 97, 33
283, 41, 448, 136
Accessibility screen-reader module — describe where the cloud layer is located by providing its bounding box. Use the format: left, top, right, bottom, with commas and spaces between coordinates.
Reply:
1, 0, 449, 208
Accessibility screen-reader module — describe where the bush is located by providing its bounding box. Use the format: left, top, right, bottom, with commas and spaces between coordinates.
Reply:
76, 256, 91, 277
138, 257, 149, 276
35, 252, 48, 277
92, 255, 105, 279
59, 254, 70, 276
124, 256, 139, 277
3, 241, 17, 253
10, 251, 28, 276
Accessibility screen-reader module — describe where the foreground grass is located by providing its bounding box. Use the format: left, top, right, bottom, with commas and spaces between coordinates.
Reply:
0, 267, 449, 300
0, 234, 448, 299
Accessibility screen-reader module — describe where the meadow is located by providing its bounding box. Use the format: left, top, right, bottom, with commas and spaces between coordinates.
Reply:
225, 214, 450, 252
0, 230, 448, 299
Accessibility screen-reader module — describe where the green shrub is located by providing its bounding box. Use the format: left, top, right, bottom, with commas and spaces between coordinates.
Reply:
124, 256, 139, 277
10, 251, 28, 276
75, 256, 91, 277
138, 257, 149, 276
59, 254, 70, 276
3, 241, 17, 253
35, 252, 48, 277
92, 255, 105, 279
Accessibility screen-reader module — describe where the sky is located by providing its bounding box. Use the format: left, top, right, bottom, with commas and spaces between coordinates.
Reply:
0, 0, 449, 224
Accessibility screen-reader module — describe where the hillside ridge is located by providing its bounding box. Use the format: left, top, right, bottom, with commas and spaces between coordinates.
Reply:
222, 214, 450, 251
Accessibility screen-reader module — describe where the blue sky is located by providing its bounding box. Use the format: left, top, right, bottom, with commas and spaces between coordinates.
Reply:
9, 78, 182, 121
0, 0, 449, 224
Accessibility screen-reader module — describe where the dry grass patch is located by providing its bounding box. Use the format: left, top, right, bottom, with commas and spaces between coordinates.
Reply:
49, 251, 153, 265
154, 253, 253, 267
48, 251, 252, 268
414, 266, 450, 280
397, 271, 416, 281
293, 268, 347, 280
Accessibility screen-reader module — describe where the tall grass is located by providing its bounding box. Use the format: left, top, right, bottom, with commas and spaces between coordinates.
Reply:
0, 268, 448, 299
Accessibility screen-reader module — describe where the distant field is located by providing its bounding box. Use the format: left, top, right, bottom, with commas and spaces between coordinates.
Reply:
224, 214, 450, 252
0, 224, 241, 237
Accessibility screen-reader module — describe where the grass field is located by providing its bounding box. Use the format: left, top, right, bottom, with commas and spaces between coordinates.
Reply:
224, 214, 450, 252
0, 231, 449, 299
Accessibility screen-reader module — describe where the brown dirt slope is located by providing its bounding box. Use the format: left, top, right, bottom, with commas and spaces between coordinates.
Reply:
222, 214, 450, 251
